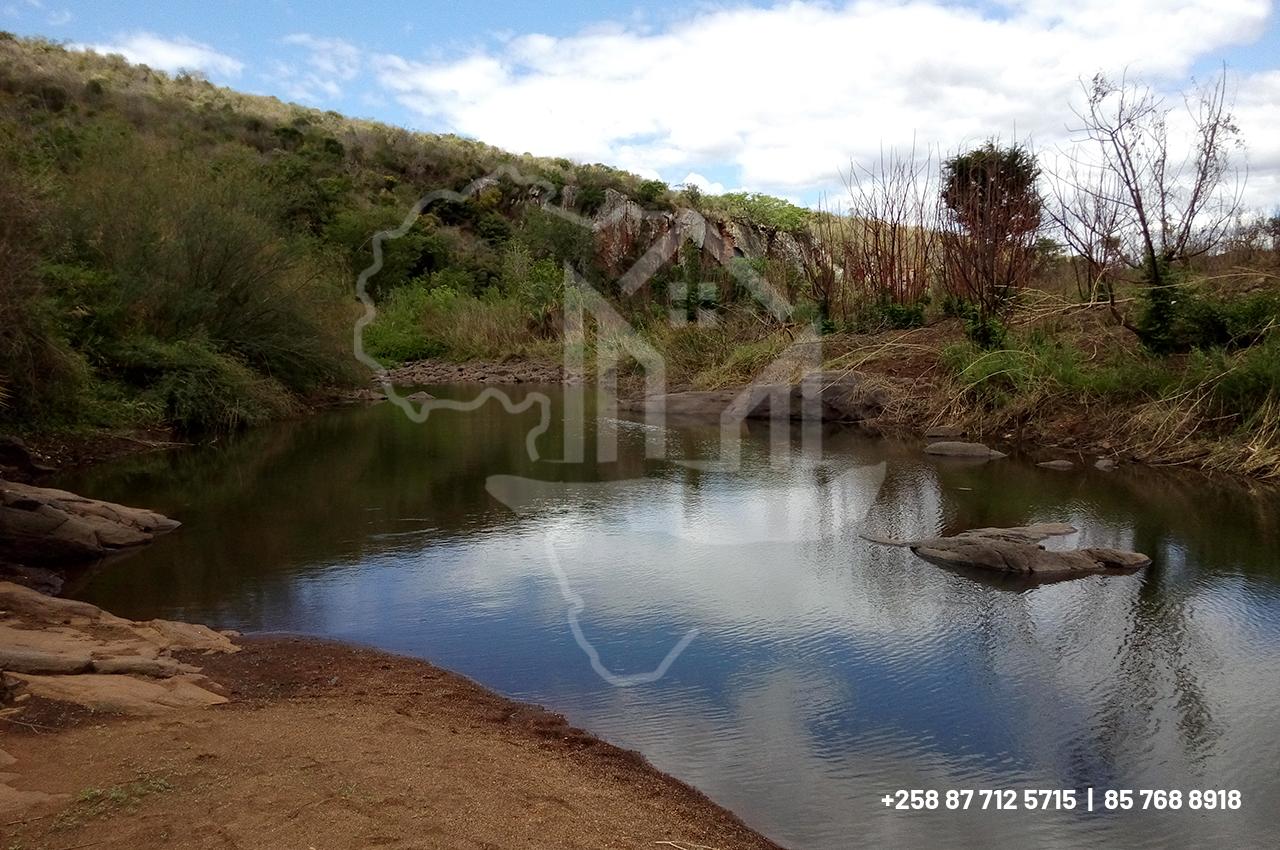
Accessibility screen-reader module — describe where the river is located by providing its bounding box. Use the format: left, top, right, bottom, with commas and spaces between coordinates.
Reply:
55, 384, 1280, 848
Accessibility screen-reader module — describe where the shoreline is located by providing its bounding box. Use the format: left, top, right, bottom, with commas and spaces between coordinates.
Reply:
1, 588, 782, 849
10, 351, 1277, 491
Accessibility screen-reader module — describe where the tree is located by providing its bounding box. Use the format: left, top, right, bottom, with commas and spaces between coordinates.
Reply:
843, 145, 937, 307
938, 141, 1044, 322
1069, 71, 1242, 290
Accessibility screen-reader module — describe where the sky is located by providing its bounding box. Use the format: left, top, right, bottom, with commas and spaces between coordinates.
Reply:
5, 0, 1280, 208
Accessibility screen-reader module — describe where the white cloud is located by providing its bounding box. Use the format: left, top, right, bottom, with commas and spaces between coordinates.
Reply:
46, 8, 70, 25
74, 32, 243, 77
269, 34, 363, 103
1234, 70, 1280, 210
373, 0, 1275, 201
680, 171, 726, 195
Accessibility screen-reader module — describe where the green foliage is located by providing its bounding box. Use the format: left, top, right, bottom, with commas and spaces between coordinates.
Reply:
713, 192, 811, 233
943, 297, 1008, 348
943, 336, 1174, 407
941, 140, 1042, 233
1197, 334, 1280, 424
636, 179, 668, 206
107, 337, 294, 433
363, 284, 446, 364
475, 211, 513, 245
1138, 283, 1280, 354
852, 299, 926, 331
0, 174, 88, 422
326, 207, 451, 298
519, 207, 595, 272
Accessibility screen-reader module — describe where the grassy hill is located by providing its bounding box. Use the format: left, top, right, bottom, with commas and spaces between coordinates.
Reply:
2, 33, 1278, 479
0, 33, 789, 433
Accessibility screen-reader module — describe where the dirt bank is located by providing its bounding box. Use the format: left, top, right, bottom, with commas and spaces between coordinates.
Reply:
380, 358, 573, 386
2, 632, 781, 850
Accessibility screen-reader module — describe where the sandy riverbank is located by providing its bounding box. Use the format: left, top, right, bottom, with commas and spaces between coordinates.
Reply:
1, 603, 780, 850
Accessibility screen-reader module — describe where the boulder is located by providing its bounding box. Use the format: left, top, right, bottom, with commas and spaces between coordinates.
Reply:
1037, 459, 1076, 471
864, 523, 1150, 580
911, 539, 1150, 578
924, 441, 1007, 459
0, 480, 179, 566
1094, 458, 1118, 471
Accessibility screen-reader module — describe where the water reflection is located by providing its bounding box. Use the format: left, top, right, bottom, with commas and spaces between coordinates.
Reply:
57, 386, 1280, 849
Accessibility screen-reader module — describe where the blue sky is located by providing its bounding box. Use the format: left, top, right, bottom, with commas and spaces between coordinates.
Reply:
6, 1, 1279, 206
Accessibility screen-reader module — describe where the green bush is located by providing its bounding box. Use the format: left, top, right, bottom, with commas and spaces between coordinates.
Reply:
1204, 335, 1280, 423
108, 336, 293, 433
1137, 279, 1280, 354
363, 285, 445, 365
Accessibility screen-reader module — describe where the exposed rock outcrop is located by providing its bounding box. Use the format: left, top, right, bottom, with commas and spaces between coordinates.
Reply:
864, 523, 1151, 581
0, 581, 235, 716
0, 480, 178, 566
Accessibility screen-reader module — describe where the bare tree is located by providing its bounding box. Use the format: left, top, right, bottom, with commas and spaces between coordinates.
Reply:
795, 203, 847, 327
843, 145, 938, 307
1047, 158, 1125, 302
1069, 70, 1243, 290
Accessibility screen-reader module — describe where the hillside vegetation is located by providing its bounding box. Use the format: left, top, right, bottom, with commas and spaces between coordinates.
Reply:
1, 34, 1279, 478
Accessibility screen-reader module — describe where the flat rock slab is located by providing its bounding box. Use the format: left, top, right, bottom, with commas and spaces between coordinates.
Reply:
0, 581, 237, 717
1037, 460, 1076, 471
865, 524, 1150, 580
924, 441, 1007, 459
0, 480, 179, 565
8, 672, 228, 715
912, 539, 1150, 579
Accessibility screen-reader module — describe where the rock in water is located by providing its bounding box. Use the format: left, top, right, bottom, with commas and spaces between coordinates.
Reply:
864, 523, 1150, 580
912, 538, 1150, 578
0, 480, 179, 566
924, 441, 1007, 459
1037, 459, 1076, 471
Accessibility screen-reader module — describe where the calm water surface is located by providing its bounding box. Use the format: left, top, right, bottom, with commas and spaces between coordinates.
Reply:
58, 385, 1280, 849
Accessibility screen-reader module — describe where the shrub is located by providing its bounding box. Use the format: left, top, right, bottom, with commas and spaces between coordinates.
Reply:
0, 174, 87, 424
636, 179, 667, 206
1205, 335, 1280, 423
109, 337, 293, 433
1138, 283, 1280, 354
363, 284, 445, 364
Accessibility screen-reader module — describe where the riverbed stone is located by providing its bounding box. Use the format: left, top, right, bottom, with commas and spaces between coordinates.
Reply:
1037, 460, 1076, 471
864, 524, 1150, 580
924, 441, 1007, 459
0, 480, 179, 566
